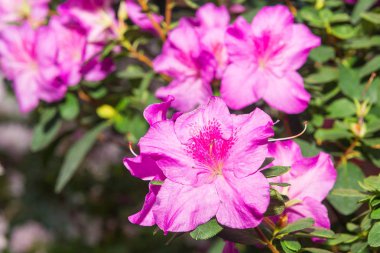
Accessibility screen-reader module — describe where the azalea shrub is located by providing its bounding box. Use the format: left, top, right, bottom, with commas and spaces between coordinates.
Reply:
0, 0, 380, 252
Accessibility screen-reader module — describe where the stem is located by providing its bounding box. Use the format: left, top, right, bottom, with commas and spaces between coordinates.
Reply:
165, 0, 174, 35
336, 138, 359, 167
254, 227, 280, 253
137, 0, 166, 41
284, 0, 297, 15
121, 39, 153, 68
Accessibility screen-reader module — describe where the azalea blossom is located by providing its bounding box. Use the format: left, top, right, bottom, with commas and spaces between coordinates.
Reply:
0, 24, 67, 112
125, 96, 273, 232
0, 0, 49, 28
268, 140, 336, 229
221, 5, 320, 113
153, 19, 216, 112
125, 0, 163, 33
57, 0, 118, 43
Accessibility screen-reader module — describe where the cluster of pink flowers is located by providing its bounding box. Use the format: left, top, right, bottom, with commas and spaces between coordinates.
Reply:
0, 0, 119, 113
124, 97, 336, 239
154, 4, 320, 114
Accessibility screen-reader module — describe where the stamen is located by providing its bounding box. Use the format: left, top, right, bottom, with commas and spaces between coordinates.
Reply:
129, 142, 138, 157
269, 121, 308, 142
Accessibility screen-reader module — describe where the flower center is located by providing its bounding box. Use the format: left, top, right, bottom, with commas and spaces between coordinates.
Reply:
186, 120, 234, 175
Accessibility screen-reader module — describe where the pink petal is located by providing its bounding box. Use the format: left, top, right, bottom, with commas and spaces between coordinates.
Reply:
225, 108, 273, 178
167, 19, 200, 56
196, 3, 229, 29
221, 64, 265, 110
225, 17, 253, 63
287, 152, 336, 202
143, 96, 174, 125
156, 77, 212, 112
13, 72, 40, 113
174, 96, 233, 143
262, 71, 310, 114
251, 5, 293, 36
215, 171, 270, 229
153, 179, 219, 232
129, 182, 161, 226
123, 155, 164, 181
139, 120, 205, 185
287, 197, 330, 229
283, 24, 321, 71
268, 140, 304, 167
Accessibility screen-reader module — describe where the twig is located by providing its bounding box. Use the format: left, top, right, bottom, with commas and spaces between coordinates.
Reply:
336, 138, 359, 167
121, 39, 154, 68
254, 227, 280, 253
137, 0, 166, 41
165, 0, 174, 35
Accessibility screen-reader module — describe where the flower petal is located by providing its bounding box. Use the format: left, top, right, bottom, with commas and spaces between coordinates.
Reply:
174, 96, 233, 143
225, 17, 253, 63
262, 71, 310, 114
215, 171, 270, 229
223, 241, 239, 253
153, 180, 219, 232
225, 108, 273, 177
196, 3, 229, 29
156, 77, 212, 112
123, 155, 164, 181
287, 197, 330, 229
268, 140, 304, 167
251, 5, 293, 36
287, 152, 336, 202
143, 96, 174, 125
129, 183, 161, 226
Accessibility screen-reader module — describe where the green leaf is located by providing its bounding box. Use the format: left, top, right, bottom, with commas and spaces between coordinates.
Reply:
270, 182, 291, 187
31, 107, 62, 152
327, 233, 357, 245
368, 222, 380, 247
314, 128, 352, 142
150, 180, 164, 186
55, 122, 109, 193
302, 248, 333, 253
371, 208, 380, 220
281, 240, 301, 253
307, 228, 335, 239
361, 175, 380, 192
327, 98, 356, 118
328, 163, 365, 215
262, 166, 290, 178
190, 219, 223, 240
265, 189, 285, 216
331, 25, 356, 40
309, 46, 335, 63
338, 65, 361, 99
59, 93, 80, 120
359, 55, 380, 78
117, 65, 145, 79
259, 157, 275, 169
351, 242, 369, 253
361, 214, 372, 231
344, 36, 380, 49
352, 0, 378, 23
361, 12, 380, 25
305, 67, 338, 84
277, 218, 315, 236
295, 139, 321, 157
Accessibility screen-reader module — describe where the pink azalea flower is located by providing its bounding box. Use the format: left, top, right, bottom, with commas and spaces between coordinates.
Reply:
57, 0, 118, 43
0, 24, 67, 112
0, 0, 49, 28
125, 0, 163, 33
221, 5, 320, 114
153, 19, 216, 112
125, 96, 273, 232
268, 140, 336, 229
195, 3, 230, 78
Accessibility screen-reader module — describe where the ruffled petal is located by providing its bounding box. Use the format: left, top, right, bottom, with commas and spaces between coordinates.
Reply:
156, 77, 212, 112
153, 180, 219, 232
123, 155, 164, 181
251, 5, 293, 36
225, 108, 273, 177
143, 96, 174, 125
263, 71, 310, 114
174, 96, 233, 143
215, 171, 270, 229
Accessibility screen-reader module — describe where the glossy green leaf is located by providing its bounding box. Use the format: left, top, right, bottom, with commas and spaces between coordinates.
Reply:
264, 189, 285, 216
31, 107, 62, 152
328, 163, 365, 215
338, 65, 361, 99
368, 222, 380, 247
262, 166, 290, 178
55, 122, 109, 193
352, 0, 378, 23
277, 218, 315, 235
309, 46, 335, 63
327, 98, 356, 118
361, 12, 380, 25
59, 93, 80, 121
190, 219, 223, 240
